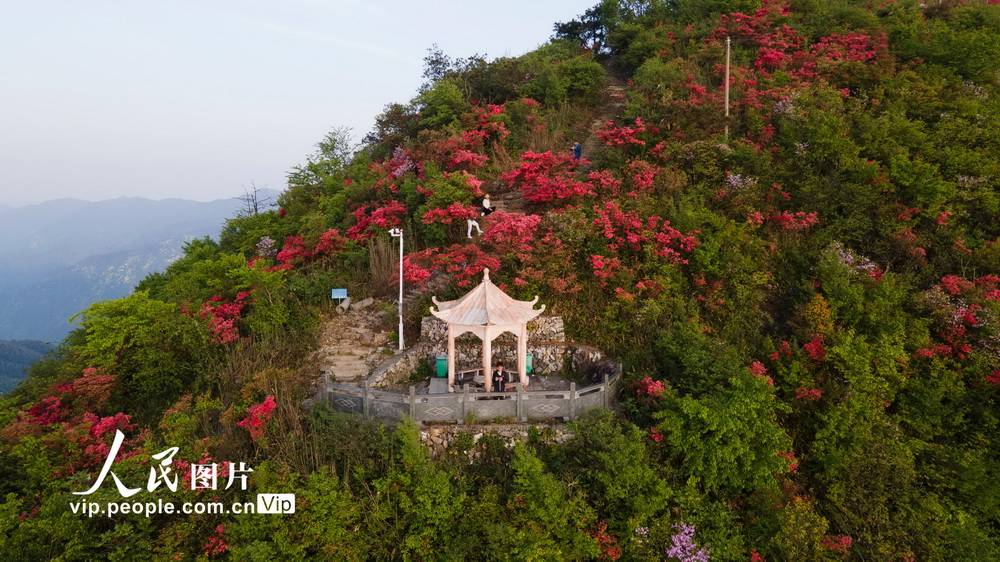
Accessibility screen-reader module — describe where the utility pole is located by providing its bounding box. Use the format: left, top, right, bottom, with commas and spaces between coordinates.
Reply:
724, 36, 731, 142
389, 228, 404, 350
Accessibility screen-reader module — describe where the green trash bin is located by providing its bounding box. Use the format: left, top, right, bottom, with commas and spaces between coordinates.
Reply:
526, 353, 534, 375
434, 355, 448, 378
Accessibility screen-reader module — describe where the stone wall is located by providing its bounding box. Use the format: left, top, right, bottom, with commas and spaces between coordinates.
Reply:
368, 343, 428, 387
420, 423, 572, 457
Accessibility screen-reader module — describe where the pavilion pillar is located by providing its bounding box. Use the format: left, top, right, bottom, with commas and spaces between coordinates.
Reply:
482, 328, 493, 392
447, 325, 455, 392
517, 322, 528, 387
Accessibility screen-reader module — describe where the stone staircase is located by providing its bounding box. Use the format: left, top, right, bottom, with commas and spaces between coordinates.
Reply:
314, 306, 392, 385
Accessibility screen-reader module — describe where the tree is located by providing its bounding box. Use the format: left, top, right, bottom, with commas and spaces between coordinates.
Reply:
72, 292, 210, 422
656, 375, 791, 494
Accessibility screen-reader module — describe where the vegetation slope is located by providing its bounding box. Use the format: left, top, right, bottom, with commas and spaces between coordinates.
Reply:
2, 1, 999, 559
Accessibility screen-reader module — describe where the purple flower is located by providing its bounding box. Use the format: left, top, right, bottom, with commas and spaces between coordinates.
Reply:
666, 523, 710, 562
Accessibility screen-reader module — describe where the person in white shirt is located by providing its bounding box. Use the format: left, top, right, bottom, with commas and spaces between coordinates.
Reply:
467, 194, 492, 238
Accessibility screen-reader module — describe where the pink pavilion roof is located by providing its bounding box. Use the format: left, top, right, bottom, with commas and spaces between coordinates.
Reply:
430, 269, 545, 327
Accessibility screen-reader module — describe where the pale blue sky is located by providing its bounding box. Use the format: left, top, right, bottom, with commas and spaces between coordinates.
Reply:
0, 1, 588, 205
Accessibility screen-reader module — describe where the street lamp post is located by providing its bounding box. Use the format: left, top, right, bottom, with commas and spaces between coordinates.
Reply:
389, 227, 404, 350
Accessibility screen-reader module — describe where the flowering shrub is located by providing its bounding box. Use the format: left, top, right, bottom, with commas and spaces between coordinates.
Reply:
590, 521, 622, 561
635, 375, 667, 399
346, 200, 407, 241
812, 33, 881, 63
255, 236, 277, 258
420, 203, 480, 225
803, 336, 827, 362
403, 244, 501, 288
591, 254, 623, 285
627, 160, 657, 193
830, 242, 883, 281
592, 202, 699, 265
940, 274, 973, 296
588, 170, 622, 197
821, 534, 852, 554
448, 149, 488, 169
596, 118, 646, 146
237, 395, 277, 440
768, 211, 819, 231
275, 236, 310, 268
502, 151, 594, 203
666, 523, 710, 562
65, 367, 116, 409
313, 228, 347, 256
778, 450, 799, 473
203, 524, 229, 557
200, 291, 252, 344
795, 387, 823, 401
482, 212, 541, 255
649, 427, 664, 442
26, 396, 65, 425
749, 360, 774, 386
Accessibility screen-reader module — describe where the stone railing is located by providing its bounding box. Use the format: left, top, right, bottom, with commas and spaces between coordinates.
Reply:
327, 370, 621, 424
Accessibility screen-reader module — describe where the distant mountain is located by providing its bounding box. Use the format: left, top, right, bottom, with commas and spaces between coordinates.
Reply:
0, 192, 278, 342
0, 340, 52, 393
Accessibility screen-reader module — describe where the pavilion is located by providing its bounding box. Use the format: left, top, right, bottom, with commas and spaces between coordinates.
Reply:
430, 269, 545, 392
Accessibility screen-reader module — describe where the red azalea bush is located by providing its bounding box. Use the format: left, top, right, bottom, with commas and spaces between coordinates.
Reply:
795, 387, 823, 401
204, 524, 229, 557
502, 151, 594, 203
346, 200, 407, 241
482, 212, 541, 255
635, 375, 667, 399
237, 395, 277, 441
313, 228, 348, 256
421, 202, 480, 225
588, 170, 622, 197
592, 202, 699, 265
596, 117, 646, 146
803, 336, 827, 362
200, 291, 252, 344
275, 235, 310, 268
821, 534, 853, 554
403, 244, 501, 288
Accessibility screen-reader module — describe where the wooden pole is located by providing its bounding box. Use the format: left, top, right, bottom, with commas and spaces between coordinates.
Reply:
724, 36, 731, 142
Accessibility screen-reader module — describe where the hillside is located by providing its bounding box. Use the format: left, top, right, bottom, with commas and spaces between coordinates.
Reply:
2, 1, 999, 560
0, 340, 51, 393
0, 193, 277, 341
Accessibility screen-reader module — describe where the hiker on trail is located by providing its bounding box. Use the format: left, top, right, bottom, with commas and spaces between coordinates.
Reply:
468, 194, 492, 238
467, 216, 482, 238
571, 141, 582, 160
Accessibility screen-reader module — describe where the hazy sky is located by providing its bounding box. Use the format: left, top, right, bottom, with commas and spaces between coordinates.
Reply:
0, 1, 588, 206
